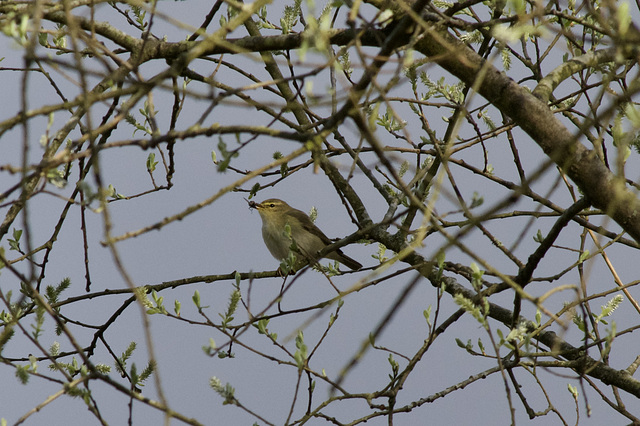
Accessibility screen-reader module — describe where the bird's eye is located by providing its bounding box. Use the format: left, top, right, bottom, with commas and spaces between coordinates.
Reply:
269, 203, 275, 207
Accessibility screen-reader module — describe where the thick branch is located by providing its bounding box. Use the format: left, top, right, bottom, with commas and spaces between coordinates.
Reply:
410, 29, 640, 241
396, 249, 640, 398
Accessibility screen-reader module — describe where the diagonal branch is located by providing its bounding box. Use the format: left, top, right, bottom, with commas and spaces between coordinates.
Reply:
410, 24, 640, 242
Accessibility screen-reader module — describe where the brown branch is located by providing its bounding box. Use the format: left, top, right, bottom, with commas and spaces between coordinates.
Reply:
409, 26, 640, 242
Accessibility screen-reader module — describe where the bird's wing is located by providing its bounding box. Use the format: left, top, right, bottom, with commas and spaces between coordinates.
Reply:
289, 208, 334, 245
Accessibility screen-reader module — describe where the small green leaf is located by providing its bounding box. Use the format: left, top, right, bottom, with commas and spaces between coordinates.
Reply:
8, 228, 22, 251
192, 290, 201, 309
567, 383, 578, 398
146, 153, 158, 172
294, 331, 308, 369
38, 32, 48, 46
578, 250, 589, 264
202, 338, 217, 356
107, 184, 126, 200
470, 192, 484, 208
249, 183, 260, 198
254, 318, 269, 335
423, 306, 432, 325
533, 229, 544, 243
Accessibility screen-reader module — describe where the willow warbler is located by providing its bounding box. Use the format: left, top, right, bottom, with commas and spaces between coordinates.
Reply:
249, 198, 362, 271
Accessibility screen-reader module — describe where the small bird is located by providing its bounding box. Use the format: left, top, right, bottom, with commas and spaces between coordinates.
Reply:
248, 198, 362, 272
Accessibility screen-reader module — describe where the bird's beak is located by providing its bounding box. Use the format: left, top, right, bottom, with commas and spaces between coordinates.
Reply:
248, 200, 259, 210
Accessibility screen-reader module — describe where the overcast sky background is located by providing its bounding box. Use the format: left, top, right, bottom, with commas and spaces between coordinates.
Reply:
1, 0, 639, 425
